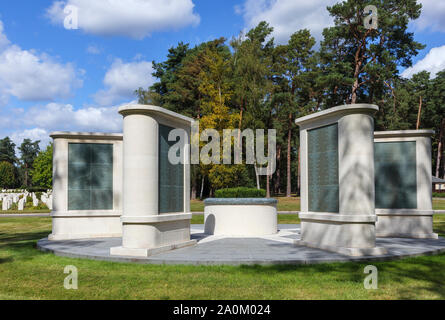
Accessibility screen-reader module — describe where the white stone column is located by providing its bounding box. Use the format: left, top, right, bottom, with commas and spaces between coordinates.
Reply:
52, 137, 67, 214
111, 105, 196, 257
295, 104, 387, 256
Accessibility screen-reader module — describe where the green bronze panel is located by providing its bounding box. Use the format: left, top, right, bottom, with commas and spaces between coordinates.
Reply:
307, 123, 339, 213
159, 124, 184, 214
375, 141, 417, 209
68, 143, 113, 211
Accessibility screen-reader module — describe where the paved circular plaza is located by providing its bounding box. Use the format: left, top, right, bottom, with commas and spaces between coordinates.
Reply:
37, 224, 445, 265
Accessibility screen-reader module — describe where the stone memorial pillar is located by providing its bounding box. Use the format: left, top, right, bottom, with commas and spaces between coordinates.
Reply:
110, 105, 196, 257
49, 132, 123, 240
374, 130, 438, 239
295, 104, 387, 256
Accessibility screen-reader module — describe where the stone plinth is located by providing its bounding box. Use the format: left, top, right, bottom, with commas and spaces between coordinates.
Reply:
374, 130, 438, 239
49, 132, 123, 240
295, 104, 387, 256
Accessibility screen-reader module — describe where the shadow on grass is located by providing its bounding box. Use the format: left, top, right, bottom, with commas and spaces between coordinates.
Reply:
237, 252, 445, 299
0, 257, 14, 264
0, 230, 51, 260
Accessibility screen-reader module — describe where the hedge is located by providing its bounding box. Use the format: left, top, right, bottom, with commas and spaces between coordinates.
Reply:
215, 187, 266, 198
433, 192, 445, 198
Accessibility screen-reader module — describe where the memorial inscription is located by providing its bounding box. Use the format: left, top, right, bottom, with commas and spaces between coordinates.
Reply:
68, 143, 113, 211
307, 123, 339, 213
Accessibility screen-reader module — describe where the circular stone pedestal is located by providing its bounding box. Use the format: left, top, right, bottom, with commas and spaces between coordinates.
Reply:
204, 198, 278, 236
37, 224, 445, 265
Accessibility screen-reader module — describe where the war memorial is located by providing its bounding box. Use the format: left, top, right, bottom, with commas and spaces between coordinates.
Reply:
38, 103, 445, 264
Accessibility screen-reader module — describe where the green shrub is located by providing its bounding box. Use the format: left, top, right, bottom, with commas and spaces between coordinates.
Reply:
10, 202, 18, 211
34, 203, 49, 210
26, 187, 48, 193
215, 187, 266, 198
433, 192, 445, 198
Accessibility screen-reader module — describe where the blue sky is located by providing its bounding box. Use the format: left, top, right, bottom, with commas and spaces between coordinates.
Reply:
0, 0, 444, 150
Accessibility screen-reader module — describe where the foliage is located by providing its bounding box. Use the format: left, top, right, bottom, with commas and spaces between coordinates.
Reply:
31, 144, 53, 189
320, 0, 424, 105
18, 139, 40, 188
0, 161, 16, 188
134, 0, 444, 197
26, 187, 49, 193
0, 137, 17, 164
433, 193, 445, 198
215, 187, 266, 198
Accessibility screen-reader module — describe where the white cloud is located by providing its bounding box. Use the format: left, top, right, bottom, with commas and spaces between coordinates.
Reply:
413, 0, 445, 33
86, 44, 102, 55
94, 59, 155, 105
22, 103, 122, 132
401, 45, 445, 78
46, 0, 200, 39
0, 20, 82, 105
10, 128, 51, 150
0, 21, 10, 50
3, 102, 125, 149
237, 0, 337, 44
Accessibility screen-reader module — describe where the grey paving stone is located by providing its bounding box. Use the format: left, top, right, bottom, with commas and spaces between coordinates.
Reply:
37, 224, 445, 265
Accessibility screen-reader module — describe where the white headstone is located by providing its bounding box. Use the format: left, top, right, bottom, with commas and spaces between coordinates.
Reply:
33, 195, 39, 207
47, 195, 53, 210
2, 197, 11, 211
18, 198, 25, 211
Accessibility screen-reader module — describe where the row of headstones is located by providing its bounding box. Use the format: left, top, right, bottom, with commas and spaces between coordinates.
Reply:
0, 190, 53, 211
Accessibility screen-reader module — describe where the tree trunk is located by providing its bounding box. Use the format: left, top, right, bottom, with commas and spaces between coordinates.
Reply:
416, 96, 423, 130
297, 142, 301, 196
200, 176, 205, 200
286, 113, 292, 197
191, 180, 197, 200
436, 118, 445, 178
24, 163, 28, 187
254, 164, 260, 190
237, 99, 244, 149
274, 146, 281, 195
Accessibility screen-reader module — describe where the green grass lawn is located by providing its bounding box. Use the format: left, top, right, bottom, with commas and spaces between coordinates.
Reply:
192, 197, 445, 212
0, 209, 51, 214
434, 199, 445, 210
0, 216, 445, 299
0, 198, 442, 214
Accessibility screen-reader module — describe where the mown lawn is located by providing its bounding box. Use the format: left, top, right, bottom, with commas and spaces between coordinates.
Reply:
0, 198, 442, 214
0, 209, 51, 214
192, 197, 445, 212
0, 216, 444, 300
434, 199, 445, 210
